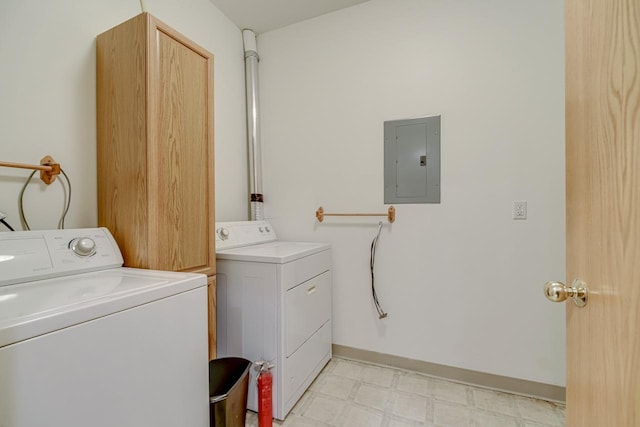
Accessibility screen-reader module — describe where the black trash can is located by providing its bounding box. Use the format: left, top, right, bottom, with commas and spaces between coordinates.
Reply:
209, 357, 252, 427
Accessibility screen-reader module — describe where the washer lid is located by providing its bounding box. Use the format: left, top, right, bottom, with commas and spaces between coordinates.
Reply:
0, 267, 206, 348
216, 241, 330, 264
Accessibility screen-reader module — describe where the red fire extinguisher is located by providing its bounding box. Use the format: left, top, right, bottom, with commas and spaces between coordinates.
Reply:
256, 361, 274, 427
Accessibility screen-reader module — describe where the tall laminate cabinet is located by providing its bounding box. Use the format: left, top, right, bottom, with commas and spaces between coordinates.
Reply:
96, 13, 216, 359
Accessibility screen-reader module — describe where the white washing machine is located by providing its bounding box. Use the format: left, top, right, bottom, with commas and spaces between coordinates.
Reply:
215, 221, 331, 420
0, 228, 209, 427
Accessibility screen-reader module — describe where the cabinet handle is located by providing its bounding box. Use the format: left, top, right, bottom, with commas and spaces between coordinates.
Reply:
307, 285, 317, 295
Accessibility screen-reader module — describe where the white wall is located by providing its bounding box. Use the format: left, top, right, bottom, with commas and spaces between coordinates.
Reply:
0, 0, 248, 230
258, 0, 566, 386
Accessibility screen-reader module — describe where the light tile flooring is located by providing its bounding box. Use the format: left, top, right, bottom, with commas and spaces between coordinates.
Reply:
245, 357, 565, 427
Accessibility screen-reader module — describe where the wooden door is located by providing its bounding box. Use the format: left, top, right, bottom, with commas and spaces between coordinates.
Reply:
565, 0, 640, 425
148, 16, 215, 276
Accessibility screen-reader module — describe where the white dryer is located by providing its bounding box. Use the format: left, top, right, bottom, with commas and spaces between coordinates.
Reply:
215, 221, 331, 420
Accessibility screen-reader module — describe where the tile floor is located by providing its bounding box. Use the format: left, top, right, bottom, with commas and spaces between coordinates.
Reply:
245, 357, 565, 427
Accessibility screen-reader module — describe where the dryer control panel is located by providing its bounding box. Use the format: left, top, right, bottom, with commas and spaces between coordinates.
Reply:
215, 221, 277, 250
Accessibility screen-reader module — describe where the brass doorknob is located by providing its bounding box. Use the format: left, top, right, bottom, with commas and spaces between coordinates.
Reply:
544, 279, 588, 307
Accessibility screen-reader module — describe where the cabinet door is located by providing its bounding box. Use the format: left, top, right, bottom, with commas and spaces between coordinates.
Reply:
148, 19, 215, 275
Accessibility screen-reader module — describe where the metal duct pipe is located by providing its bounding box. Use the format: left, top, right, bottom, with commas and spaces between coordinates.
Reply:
243, 29, 264, 220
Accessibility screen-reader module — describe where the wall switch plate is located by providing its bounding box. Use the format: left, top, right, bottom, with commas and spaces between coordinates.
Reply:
513, 201, 527, 219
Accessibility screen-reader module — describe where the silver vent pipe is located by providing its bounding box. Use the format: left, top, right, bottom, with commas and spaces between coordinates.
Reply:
243, 29, 264, 220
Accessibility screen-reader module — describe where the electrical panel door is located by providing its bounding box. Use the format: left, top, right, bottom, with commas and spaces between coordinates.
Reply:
384, 115, 440, 204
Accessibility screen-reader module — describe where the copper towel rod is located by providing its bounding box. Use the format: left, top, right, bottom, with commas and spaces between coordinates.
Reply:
0, 155, 61, 184
316, 206, 395, 223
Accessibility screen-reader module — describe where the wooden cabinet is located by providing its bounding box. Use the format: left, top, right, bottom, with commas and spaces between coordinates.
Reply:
207, 275, 217, 360
97, 13, 216, 358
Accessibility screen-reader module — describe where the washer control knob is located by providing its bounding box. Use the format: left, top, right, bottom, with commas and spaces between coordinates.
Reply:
259, 227, 264, 233
265, 226, 271, 233
217, 228, 230, 240
70, 237, 96, 257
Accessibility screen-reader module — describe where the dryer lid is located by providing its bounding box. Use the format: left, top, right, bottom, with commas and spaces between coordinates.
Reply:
216, 241, 330, 264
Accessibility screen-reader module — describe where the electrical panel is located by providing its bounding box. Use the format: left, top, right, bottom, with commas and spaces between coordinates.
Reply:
384, 115, 441, 204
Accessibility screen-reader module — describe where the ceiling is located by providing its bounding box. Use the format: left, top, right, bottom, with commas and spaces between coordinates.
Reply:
209, 0, 371, 34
